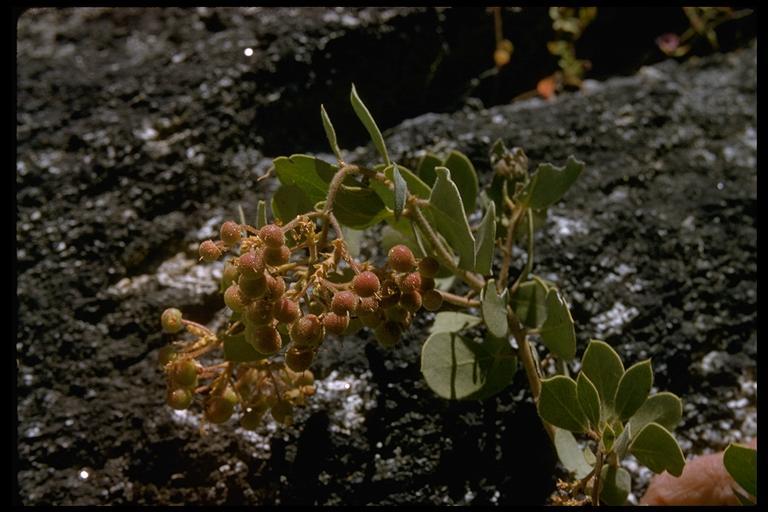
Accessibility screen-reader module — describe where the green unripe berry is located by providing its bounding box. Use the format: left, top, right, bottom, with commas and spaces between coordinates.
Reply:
199, 239, 222, 262
353, 271, 380, 298
240, 407, 266, 431
222, 260, 241, 290
343, 317, 364, 336
245, 299, 275, 326
167, 388, 193, 410
274, 298, 300, 324
220, 221, 242, 246
331, 290, 358, 315
290, 314, 323, 347
385, 304, 409, 323
359, 310, 384, 328
307, 300, 325, 316
265, 245, 290, 266
399, 272, 422, 293
399, 290, 423, 312
388, 244, 416, 272
374, 321, 403, 348
158, 345, 177, 367
161, 308, 184, 333
285, 346, 315, 373
323, 312, 350, 336
295, 370, 314, 387
422, 289, 443, 311
238, 250, 265, 278
171, 359, 199, 388
224, 284, 246, 313
205, 395, 235, 424
221, 385, 239, 406
270, 400, 293, 425
259, 224, 285, 248
239, 274, 267, 299
418, 257, 440, 278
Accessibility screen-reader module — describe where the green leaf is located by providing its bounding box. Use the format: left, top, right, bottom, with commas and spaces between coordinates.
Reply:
629, 422, 685, 477
538, 289, 576, 360
443, 150, 479, 213
510, 278, 549, 329
723, 443, 757, 497
392, 163, 407, 221
271, 184, 315, 222
613, 423, 632, 459
474, 201, 496, 275
481, 280, 508, 339
370, 164, 430, 212
273, 154, 336, 202
428, 167, 476, 270
576, 372, 601, 430
334, 184, 390, 229
238, 204, 247, 227
523, 156, 584, 210
599, 465, 631, 506
429, 311, 481, 334
350, 83, 390, 166
628, 392, 682, 435
538, 375, 589, 433
341, 226, 364, 257
223, 332, 268, 363
417, 153, 442, 186
602, 423, 616, 452
256, 200, 268, 228
420, 331, 515, 400
614, 360, 653, 421
320, 104, 343, 163
581, 340, 625, 409
554, 428, 594, 479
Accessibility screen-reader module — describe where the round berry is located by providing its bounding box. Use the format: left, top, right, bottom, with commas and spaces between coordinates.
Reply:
245, 299, 275, 326
331, 291, 358, 316
270, 400, 293, 425
290, 314, 323, 347
323, 312, 349, 336
374, 321, 403, 348
274, 298, 300, 324
420, 276, 435, 292
359, 310, 384, 328
171, 359, 199, 388
388, 244, 416, 272
238, 274, 266, 299
224, 284, 246, 313
385, 305, 409, 324
222, 260, 241, 290
167, 388, 193, 410
220, 221, 242, 246
265, 245, 290, 266
357, 296, 379, 316
399, 290, 422, 312
161, 308, 184, 333
247, 325, 282, 355
352, 271, 380, 298
158, 345, 177, 367
295, 370, 315, 387
265, 274, 286, 299
399, 272, 422, 293
205, 395, 235, 424
240, 407, 266, 431
422, 289, 443, 311
199, 240, 222, 262
418, 257, 440, 278
285, 346, 315, 373
379, 283, 401, 309
259, 224, 285, 248
343, 317, 363, 336
238, 250, 265, 278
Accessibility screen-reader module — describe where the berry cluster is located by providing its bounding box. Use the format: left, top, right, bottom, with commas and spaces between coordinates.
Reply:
159, 217, 445, 428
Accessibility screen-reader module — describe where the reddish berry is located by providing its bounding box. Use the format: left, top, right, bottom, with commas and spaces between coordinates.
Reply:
161, 308, 184, 333
238, 250, 265, 278
422, 289, 443, 311
331, 291, 358, 316
238, 274, 267, 299
265, 274, 286, 299
352, 271, 380, 297
246, 324, 282, 355
259, 224, 285, 248
265, 245, 290, 266
374, 321, 403, 348
323, 312, 350, 336
290, 314, 323, 347
274, 298, 300, 324
245, 299, 275, 326
220, 221, 241, 246
357, 296, 379, 316
285, 346, 315, 373
388, 244, 416, 272
199, 240, 222, 262
418, 257, 440, 278
222, 260, 241, 290
167, 388, 193, 410
224, 284, 246, 313
420, 276, 435, 292
270, 400, 293, 425
399, 272, 422, 293
171, 359, 199, 388
399, 290, 423, 312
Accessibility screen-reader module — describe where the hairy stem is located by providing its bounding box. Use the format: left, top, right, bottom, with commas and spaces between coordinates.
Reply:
498, 201, 528, 293
592, 450, 604, 506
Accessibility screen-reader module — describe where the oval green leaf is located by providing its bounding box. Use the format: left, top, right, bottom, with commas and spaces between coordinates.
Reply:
510, 278, 549, 329
599, 465, 631, 506
581, 339, 625, 409
538, 375, 589, 433
271, 184, 315, 222
628, 392, 682, 435
614, 359, 653, 421
481, 279, 508, 339
554, 428, 594, 479
392, 163, 407, 221
523, 156, 585, 210
576, 372, 601, 430
723, 443, 757, 497
420, 331, 515, 400
474, 201, 496, 275
538, 289, 576, 360
417, 152, 442, 186
429, 311, 482, 335
443, 150, 479, 213
320, 104, 343, 163
629, 422, 685, 477
428, 167, 476, 270
350, 83, 390, 166
256, 200, 268, 228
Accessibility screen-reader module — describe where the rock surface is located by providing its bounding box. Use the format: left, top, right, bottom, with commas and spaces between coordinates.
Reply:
16, 7, 755, 505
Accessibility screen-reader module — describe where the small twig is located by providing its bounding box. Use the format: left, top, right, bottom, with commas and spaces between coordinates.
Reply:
438, 290, 481, 308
